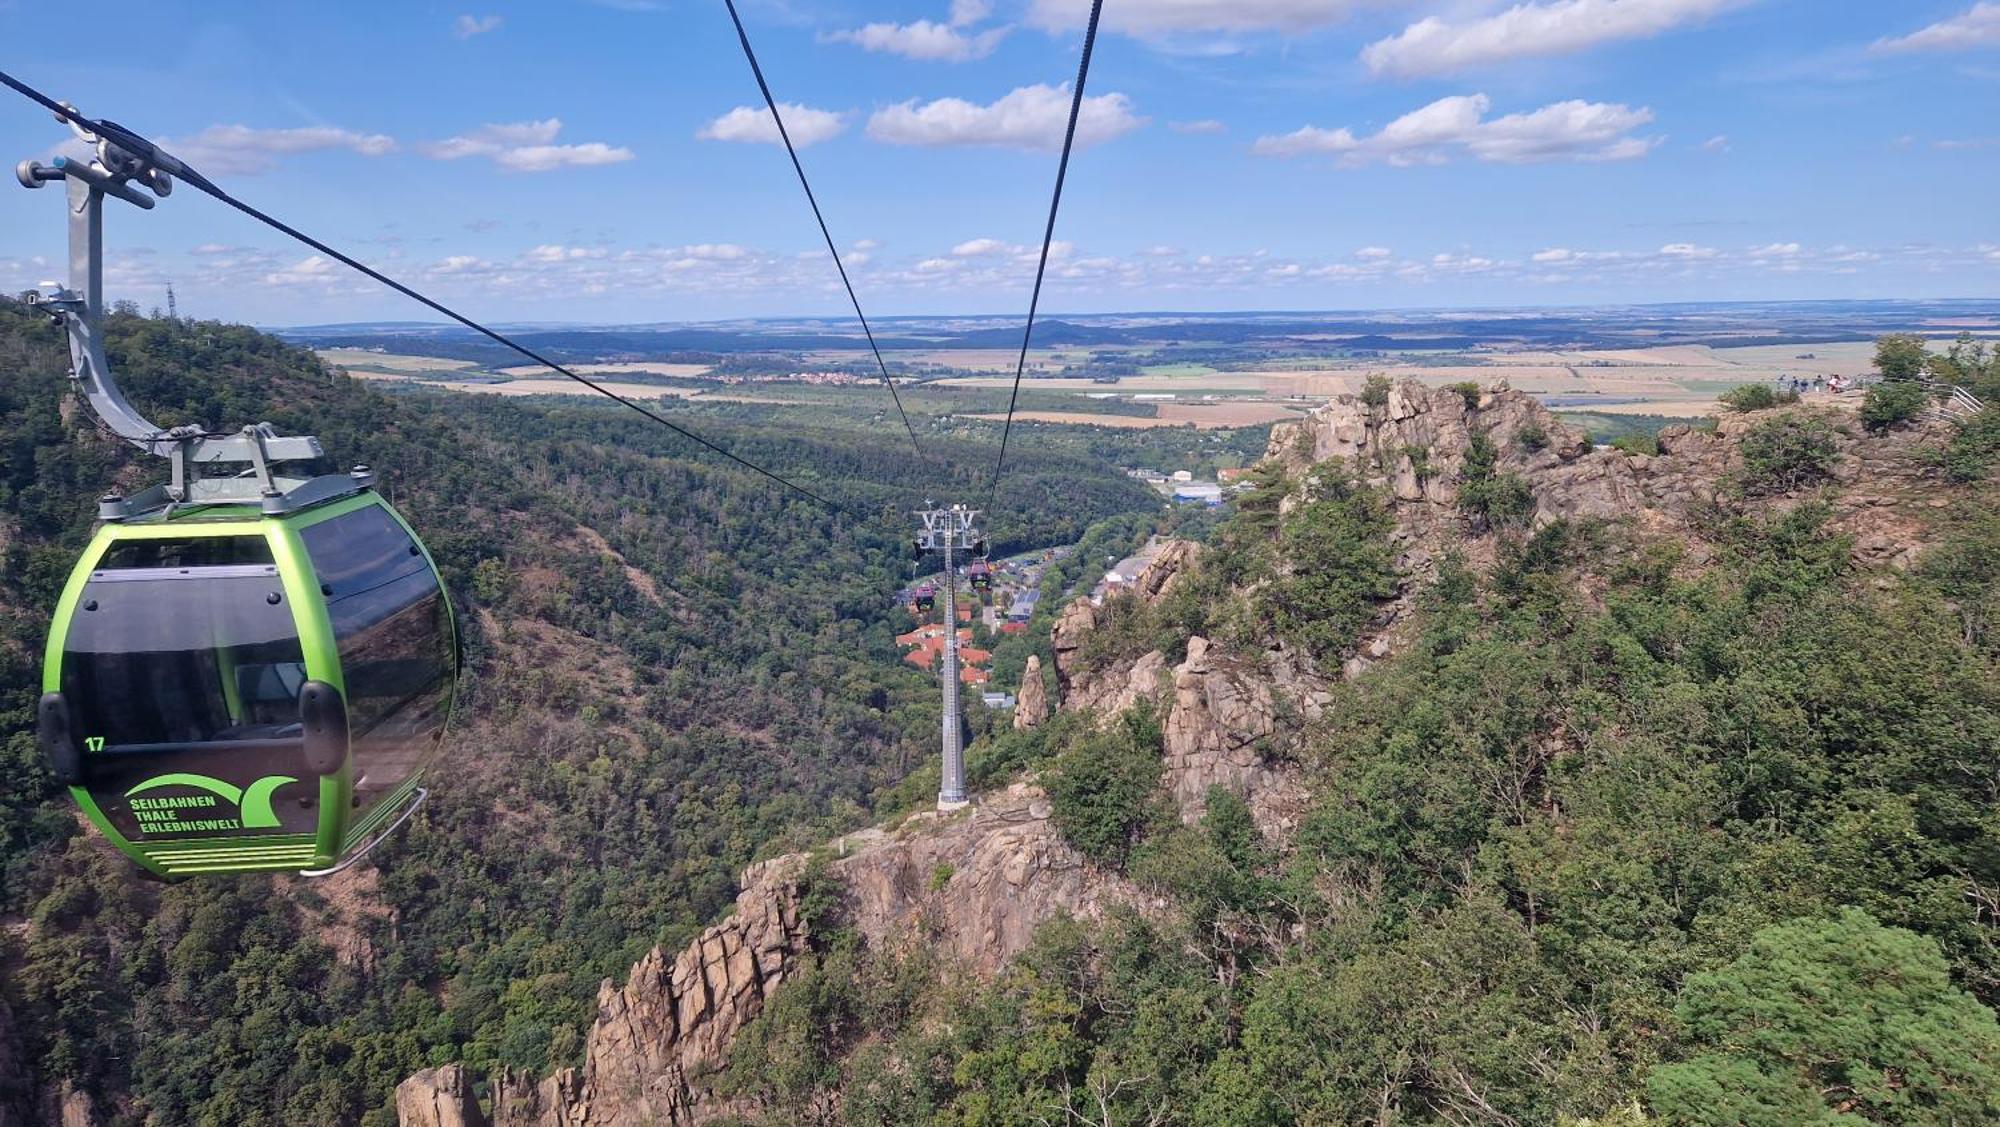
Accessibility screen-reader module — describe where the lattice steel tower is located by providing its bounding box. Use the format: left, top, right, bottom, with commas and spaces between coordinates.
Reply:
912, 503, 983, 809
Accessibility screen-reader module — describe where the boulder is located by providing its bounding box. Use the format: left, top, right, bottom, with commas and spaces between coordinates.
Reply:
396, 1066, 487, 1127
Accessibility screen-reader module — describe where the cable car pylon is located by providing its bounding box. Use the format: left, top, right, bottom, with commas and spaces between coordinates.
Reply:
912, 503, 983, 810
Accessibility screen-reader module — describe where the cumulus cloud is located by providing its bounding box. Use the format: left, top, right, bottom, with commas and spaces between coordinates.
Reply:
1253, 94, 1656, 165
867, 84, 1143, 150
163, 124, 396, 174
828, 20, 1006, 60
1362, 0, 1743, 78
264, 255, 338, 286
419, 120, 635, 171
1029, 0, 1375, 37
1356, 246, 1393, 259
952, 237, 1011, 256
698, 103, 849, 147
453, 14, 503, 38
1872, 2, 2000, 53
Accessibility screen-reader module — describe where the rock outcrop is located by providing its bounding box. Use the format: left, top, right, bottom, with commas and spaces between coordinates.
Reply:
1269, 379, 1952, 580
1014, 654, 1049, 730
423, 787, 1127, 1126
396, 1066, 487, 1127
1052, 538, 1201, 713
833, 782, 1131, 975
485, 856, 808, 1126
1161, 637, 1314, 838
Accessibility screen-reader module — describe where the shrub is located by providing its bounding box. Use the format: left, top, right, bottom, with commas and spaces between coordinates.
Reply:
1446, 381, 1482, 408
1942, 406, 2000, 482
1738, 415, 1837, 495
1360, 374, 1391, 410
1647, 909, 2000, 1125
1718, 383, 1799, 413
1874, 332, 1930, 381
1045, 707, 1168, 866
1259, 467, 1399, 661
1516, 420, 1548, 452
1610, 433, 1658, 456
1458, 431, 1536, 529
1860, 379, 1927, 430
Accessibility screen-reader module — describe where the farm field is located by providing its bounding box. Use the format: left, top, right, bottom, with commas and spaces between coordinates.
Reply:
316, 348, 479, 374
967, 401, 1304, 429
495, 361, 712, 379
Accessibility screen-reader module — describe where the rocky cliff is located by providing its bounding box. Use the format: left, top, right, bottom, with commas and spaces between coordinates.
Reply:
401, 786, 1129, 1125
403, 379, 1957, 1126
1049, 380, 1955, 841
1268, 379, 1948, 575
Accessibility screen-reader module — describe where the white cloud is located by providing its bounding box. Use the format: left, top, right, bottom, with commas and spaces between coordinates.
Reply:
419, 120, 635, 171
952, 237, 1011, 256
1362, 0, 1743, 78
1253, 94, 1656, 165
1356, 246, 1393, 259
1142, 244, 1183, 256
163, 124, 396, 174
1169, 118, 1228, 134
1659, 242, 1716, 258
526, 244, 609, 262
867, 84, 1143, 150
951, 0, 991, 24
1749, 242, 1800, 258
264, 255, 338, 286
1872, 3, 2000, 53
1532, 247, 1575, 262
828, 19, 1006, 60
1029, 0, 1376, 37
453, 14, 503, 38
1702, 134, 1730, 152
698, 103, 849, 147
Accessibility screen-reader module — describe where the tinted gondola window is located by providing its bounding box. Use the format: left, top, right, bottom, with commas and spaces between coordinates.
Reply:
300, 504, 453, 816
61, 542, 319, 839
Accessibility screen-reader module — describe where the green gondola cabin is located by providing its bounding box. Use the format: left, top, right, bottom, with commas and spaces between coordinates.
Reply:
39, 491, 457, 876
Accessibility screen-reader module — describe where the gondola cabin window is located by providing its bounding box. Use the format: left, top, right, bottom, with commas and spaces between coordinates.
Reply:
299, 505, 453, 820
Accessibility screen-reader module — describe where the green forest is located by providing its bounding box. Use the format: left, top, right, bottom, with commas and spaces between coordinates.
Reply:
6, 301, 2000, 1126
0, 299, 1179, 1124
715, 366, 2000, 1125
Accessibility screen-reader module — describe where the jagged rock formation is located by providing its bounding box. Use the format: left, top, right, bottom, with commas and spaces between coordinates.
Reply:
1014, 654, 1049, 729
400, 379, 1960, 1127
413, 787, 1126, 1125
1270, 379, 1949, 575
833, 782, 1131, 974
1051, 542, 1199, 713
396, 1066, 487, 1127
482, 856, 809, 1126
1162, 637, 1314, 837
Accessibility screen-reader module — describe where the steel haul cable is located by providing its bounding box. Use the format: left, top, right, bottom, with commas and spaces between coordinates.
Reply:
986, 0, 1106, 506
0, 68, 862, 520
720, 0, 928, 463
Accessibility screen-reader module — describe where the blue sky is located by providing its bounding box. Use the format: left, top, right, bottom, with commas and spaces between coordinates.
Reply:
1, 0, 1996, 322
